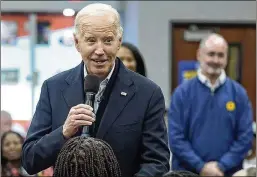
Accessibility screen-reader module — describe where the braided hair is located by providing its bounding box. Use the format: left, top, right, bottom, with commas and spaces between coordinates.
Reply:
53, 136, 121, 177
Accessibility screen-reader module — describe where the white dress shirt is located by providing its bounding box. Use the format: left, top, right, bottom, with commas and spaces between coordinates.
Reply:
84, 62, 115, 113
197, 69, 226, 93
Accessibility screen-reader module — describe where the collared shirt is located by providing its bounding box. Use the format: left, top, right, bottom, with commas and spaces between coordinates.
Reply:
197, 69, 226, 92
84, 62, 115, 113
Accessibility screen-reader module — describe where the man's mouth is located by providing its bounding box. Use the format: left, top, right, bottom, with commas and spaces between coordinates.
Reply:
92, 59, 107, 63
92, 59, 108, 66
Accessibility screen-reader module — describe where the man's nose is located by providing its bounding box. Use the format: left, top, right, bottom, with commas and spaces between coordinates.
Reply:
213, 56, 219, 63
95, 42, 104, 55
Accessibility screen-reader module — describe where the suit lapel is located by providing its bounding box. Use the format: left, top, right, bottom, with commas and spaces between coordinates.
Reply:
62, 60, 136, 138
63, 62, 85, 108
96, 65, 136, 139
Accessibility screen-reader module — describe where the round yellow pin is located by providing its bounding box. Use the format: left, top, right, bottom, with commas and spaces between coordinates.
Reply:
226, 101, 236, 111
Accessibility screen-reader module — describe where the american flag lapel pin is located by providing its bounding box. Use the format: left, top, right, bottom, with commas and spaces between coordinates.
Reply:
121, 92, 127, 96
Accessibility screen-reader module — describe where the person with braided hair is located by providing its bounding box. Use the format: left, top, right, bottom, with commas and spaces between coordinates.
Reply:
53, 136, 121, 177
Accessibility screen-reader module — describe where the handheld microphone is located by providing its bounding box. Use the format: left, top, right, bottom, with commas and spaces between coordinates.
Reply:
82, 74, 100, 137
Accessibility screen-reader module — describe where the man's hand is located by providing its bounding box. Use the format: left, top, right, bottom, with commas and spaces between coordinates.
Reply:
200, 161, 224, 176
62, 104, 95, 139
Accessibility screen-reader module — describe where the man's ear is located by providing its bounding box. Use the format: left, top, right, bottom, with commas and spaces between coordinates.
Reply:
73, 33, 80, 52
117, 36, 122, 50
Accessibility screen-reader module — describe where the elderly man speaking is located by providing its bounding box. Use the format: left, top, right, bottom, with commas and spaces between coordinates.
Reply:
22, 3, 170, 177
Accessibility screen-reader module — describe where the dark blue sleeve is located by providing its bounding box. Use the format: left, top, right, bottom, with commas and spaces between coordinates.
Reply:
218, 89, 253, 172
135, 86, 170, 177
22, 80, 67, 175
168, 87, 205, 173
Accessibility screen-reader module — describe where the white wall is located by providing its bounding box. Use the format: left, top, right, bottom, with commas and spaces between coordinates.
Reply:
135, 1, 256, 107
1, 27, 81, 120
123, 1, 139, 46
1, 39, 32, 120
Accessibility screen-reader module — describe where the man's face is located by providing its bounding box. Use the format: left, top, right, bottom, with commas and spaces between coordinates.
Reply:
1, 117, 12, 134
198, 37, 228, 76
74, 14, 122, 79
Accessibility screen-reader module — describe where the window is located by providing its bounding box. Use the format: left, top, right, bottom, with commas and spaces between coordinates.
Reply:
227, 43, 242, 82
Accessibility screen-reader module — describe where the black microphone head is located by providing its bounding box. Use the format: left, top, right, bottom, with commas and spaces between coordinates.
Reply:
84, 75, 100, 94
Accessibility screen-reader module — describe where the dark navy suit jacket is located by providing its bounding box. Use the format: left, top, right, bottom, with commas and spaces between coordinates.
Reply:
22, 60, 170, 177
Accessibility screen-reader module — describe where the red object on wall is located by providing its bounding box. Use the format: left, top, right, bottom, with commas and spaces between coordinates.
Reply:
1, 13, 75, 37
12, 120, 31, 131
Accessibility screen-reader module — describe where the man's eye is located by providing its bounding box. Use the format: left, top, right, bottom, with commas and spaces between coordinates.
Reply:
218, 53, 224, 58
86, 38, 96, 43
208, 52, 215, 57
104, 38, 113, 43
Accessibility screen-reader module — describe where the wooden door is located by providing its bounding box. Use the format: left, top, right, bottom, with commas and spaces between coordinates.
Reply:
171, 23, 256, 120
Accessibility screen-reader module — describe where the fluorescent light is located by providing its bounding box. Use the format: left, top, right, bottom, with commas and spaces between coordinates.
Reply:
63, 8, 75, 17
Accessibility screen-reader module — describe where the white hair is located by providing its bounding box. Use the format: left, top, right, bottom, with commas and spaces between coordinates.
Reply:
74, 3, 123, 37
199, 33, 228, 50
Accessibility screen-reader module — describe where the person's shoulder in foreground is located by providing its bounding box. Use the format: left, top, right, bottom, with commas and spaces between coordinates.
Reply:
128, 66, 161, 90
47, 60, 162, 102
45, 64, 79, 85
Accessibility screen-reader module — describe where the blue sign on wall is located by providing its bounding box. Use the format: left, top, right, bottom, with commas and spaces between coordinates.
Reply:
1, 69, 19, 84
178, 60, 199, 85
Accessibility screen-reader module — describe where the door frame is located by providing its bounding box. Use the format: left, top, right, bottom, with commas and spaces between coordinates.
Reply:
169, 20, 256, 92
227, 42, 243, 83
